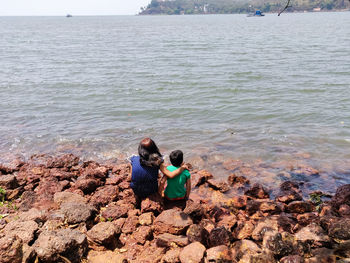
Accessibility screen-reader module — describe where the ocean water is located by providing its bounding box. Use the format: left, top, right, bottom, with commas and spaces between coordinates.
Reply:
1, 13, 350, 191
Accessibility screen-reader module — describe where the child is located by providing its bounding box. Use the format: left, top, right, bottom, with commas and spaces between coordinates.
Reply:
159, 150, 191, 200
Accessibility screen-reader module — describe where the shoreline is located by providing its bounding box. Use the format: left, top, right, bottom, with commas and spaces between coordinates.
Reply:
0, 153, 350, 262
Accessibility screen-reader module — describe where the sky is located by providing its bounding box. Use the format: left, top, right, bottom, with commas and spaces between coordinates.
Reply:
0, 0, 151, 16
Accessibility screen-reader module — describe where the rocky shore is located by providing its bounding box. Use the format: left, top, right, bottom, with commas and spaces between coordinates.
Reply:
0, 153, 350, 263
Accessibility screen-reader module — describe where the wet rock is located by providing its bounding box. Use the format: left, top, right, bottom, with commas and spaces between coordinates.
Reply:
156, 233, 189, 248
209, 226, 232, 247
90, 185, 119, 208
102, 202, 129, 220
0, 174, 18, 190
252, 216, 279, 241
231, 240, 261, 262
246, 200, 284, 216
305, 248, 336, 263
139, 212, 154, 226
200, 219, 216, 234
205, 245, 232, 263
87, 250, 127, 263
186, 224, 209, 245
227, 195, 248, 209
291, 165, 319, 177
276, 181, 303, 204
53, 191, 87, 206
334, 240, 350, 258
249, 250, 277, 263
295, 223, 330, 249
287, 201, 314, 214
229, 166, 256, 181
207, 179, 230, 193
331, 184, 350, 209
46, 154, 79, 169
154, 209, 193, 235
87, 222, 117, 247
122, 215, 139, 234
0, 234, 23, 263
234, 220, 255, 240
280, 255, 305, 263
1, 220, 38, 244
339, 204, 350, 217
141, 193, 164, 215
161, 248, 181, 263
217, 214, 237, 231
206, 205, 230, 222
60, 202, 96, 224
191, 170, 213, 187
328, 218, 350, 240
227, 172, 250, 186
297, 212, 319, 226
262, 230, 294, 257
179, 242, 206, 263
33, 229, 88, 263
244, 183, 269, 199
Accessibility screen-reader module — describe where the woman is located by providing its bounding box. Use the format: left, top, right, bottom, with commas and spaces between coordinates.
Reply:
130, 138, 188, 199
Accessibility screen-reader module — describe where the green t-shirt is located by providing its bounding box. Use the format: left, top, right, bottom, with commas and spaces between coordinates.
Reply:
164, 165, 191, 199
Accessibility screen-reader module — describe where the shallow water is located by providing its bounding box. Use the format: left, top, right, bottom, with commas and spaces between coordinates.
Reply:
1, 13, 350, 192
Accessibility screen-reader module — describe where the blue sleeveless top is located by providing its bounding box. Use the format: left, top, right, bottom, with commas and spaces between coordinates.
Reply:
130, 156, 159, 198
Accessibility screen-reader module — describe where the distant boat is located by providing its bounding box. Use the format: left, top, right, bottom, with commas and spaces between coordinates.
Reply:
247, 10, 265, 17
66, 14, 73, 18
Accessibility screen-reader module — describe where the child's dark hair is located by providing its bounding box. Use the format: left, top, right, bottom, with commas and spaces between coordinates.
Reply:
169, 150, 183, 167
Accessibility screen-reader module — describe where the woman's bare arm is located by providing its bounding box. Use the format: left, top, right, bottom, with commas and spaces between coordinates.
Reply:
160, 163, 188, 178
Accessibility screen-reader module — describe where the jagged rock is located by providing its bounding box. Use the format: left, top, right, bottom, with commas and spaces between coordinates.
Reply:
227, 172, 250, 186
234, 220, 255, 240
87, 222, 117, 247
0, 174, 18, 190
54, 191, 87, 206
141, 193, 164, 215
1, 220, 38, 244
262, 230, 294, 257
161, 248, 181, 263
287, 201, 314, 214
87, 250, 127, 263
131, 226, 152, 245
60, 202, 96, 224
81, 163, 108, 179
231, 240, 261, 262
205, 245, 232, 263
291, 165, 319, 177
122, 215, 139, 234
295, 223, 331, 250
135, 242, 167, 263
280, 255, 305, 263
183, 199, 205, 222
334, 240, 350, 258
244, 183, 269, 199
46, 154, 80, 168
209, 226, 232, 247
297, 212, 319, 226
207, 179, 230, 193
227, 195, 248, 209
191, 170, 213, 187
328, 218, 350, 240
139, 212, 154, 226
33, 229, 88, 263
156, 233, 189, 248
252, 216, 279, 241
90, 185, 119, 208
0, 235, 23, 263
154, 209, 193, 235
75, 176, 100, 194
246, 200, 284, 215
217, 214, 237, 231
200, 219, 216, 234
339, 204, 350, 217
305, 248, 336, 263
179, 242, 206, 263
249, 250, 277, 263
331, 184, 350, 209
186, 224, 209, 245
102, 202, 129, 220
276, 181, 303, 204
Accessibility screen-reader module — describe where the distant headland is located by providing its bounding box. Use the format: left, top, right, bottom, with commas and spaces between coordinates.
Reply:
139, 0, 349, 15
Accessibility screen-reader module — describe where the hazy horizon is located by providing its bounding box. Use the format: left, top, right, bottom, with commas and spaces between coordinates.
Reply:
0, 0, 151, 16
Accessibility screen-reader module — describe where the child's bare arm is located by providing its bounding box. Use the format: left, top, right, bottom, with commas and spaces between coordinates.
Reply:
185, 178, 191, 199
159, 176, 167, 196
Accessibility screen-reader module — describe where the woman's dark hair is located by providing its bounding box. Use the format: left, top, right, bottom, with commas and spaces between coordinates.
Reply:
138, 138, 163, 167
169, 150, 183, 167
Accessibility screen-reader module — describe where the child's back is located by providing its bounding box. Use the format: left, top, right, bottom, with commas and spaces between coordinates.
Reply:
163, 150, 191, 200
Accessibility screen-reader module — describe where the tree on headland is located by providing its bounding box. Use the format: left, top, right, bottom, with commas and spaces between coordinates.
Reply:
139, 0, 350, 15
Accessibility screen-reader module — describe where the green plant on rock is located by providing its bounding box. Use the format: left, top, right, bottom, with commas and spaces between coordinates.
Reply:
0, 187, 6, 203
309, 192, 323, 211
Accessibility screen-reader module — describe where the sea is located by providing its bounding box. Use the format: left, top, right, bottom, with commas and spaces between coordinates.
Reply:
1, 12, 350, 192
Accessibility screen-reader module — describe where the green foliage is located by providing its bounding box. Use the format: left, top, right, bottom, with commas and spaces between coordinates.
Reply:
0, 187, 6, 203
309, 192, 323, 211
139, 0, 349, 14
